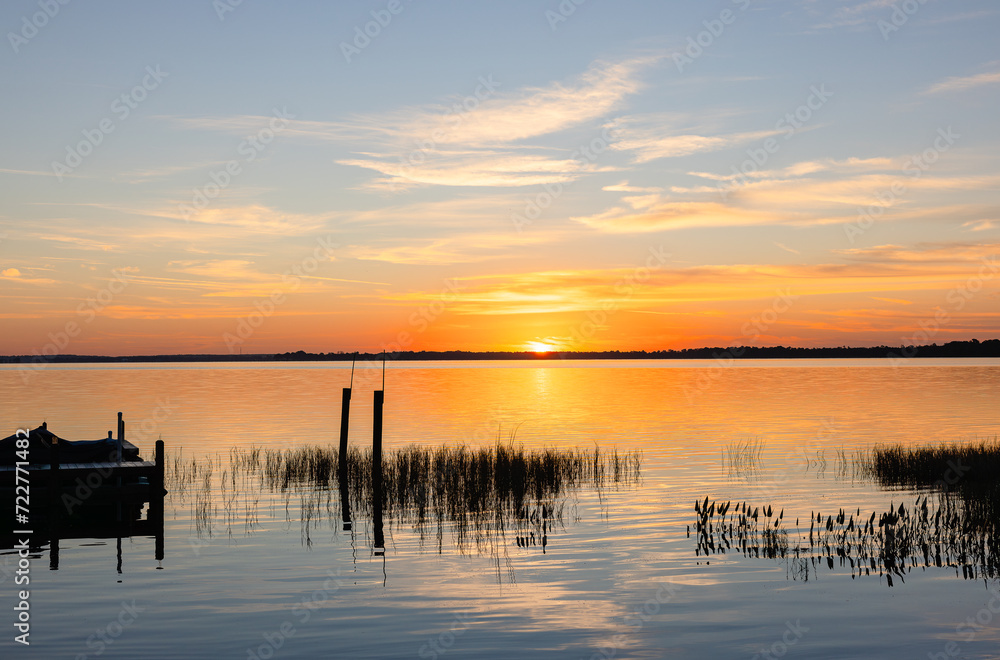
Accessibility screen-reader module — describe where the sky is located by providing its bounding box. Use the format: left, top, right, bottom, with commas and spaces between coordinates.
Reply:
0, 0, 998, 356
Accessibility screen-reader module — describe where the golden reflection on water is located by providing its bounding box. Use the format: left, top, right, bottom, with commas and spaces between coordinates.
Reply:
2, 361, 998, 468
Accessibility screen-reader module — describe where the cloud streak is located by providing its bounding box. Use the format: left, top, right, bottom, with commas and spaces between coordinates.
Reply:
922, 70, 1000, 95
611, 125, 787, 163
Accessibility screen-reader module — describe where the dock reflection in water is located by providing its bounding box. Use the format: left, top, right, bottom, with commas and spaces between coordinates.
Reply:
1, 482, 165, 573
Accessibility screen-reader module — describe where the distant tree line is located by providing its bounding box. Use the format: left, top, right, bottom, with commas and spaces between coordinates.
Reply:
2, 338, 997, 363
272, 338, 1000, 361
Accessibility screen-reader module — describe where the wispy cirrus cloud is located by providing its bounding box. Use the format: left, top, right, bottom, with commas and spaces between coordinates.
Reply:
347, 227, 565, 266
22, 232, 122, 252
120, 161, 232, 184
30, 201, 332, 237
610, 123, 787, 163
835, 242, 1000, 263
333, 56, 655, 189
686, 156, 897, 183
179, 204, 331, 234
338, 152, 596, 189
922, 69, 1000, 95
168, 57, 652, 148
386, 57, 654, 147
0, 167, 67, 178
962, 219, 996, 232
166, 259, 265, 280
572, 197, 783, 233
579, 147, 1000, 233
808, 0, 917, 30
148, 258, 383, 299
602, 180, 663, 193
164, 56, 657, 190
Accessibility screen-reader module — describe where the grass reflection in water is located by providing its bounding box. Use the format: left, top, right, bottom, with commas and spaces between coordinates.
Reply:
694, 439, 1000, 586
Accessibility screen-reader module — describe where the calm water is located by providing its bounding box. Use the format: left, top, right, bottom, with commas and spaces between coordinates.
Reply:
2, 359, 1000, 659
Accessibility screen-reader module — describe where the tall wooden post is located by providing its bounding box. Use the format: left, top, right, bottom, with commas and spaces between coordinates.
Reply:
48, 435, 60, 509
116, 413, 124, 522
372, 390, 384, 553
48, 434, 61, 567
153, 439, 165, 562
154, 439, 165, 493
339, 386, 353, 531
338, 387, 351, 477
116, 412, 124, 464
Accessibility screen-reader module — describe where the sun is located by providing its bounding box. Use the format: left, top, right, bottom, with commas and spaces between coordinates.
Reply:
524, 340, 558, 353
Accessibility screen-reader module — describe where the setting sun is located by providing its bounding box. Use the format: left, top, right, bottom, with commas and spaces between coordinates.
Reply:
525, 340, 559, 353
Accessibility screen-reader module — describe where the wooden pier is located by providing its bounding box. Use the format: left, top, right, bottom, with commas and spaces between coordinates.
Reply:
2, 417, 167, 565
0, 438, 165, 501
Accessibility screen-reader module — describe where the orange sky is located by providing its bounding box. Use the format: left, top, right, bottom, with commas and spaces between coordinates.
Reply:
2, 4, 999, 355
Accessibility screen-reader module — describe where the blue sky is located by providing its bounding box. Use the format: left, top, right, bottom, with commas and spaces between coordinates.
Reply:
1, 0, 998, 354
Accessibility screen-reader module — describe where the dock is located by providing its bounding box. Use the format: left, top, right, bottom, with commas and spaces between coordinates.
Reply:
2, 416, 166, 566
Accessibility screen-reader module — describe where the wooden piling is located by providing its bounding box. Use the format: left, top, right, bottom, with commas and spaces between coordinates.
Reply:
372, 390, 383, 488
338, 387, 351, 477
153, 439, 165, 561
373, 390, 384, 551
115, 413, 123, 521
48, 434, 61, 568
154, 439, 165, 496
116, 412, 124, 464
48, 435, 60, 508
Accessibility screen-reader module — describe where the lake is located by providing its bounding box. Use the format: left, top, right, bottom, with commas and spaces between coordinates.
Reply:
3, 359, 1000, 659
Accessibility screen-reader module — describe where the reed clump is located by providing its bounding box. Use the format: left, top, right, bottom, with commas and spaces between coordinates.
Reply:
858, 438, 1000, 489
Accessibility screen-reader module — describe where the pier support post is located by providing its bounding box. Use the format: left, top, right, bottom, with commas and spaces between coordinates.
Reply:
116, 413, 124, 522
153, 439, 165, 561
116, 412, 124, 464
48, 435, 60, 509
48, 435, 61, 567
154, 439, 165, 496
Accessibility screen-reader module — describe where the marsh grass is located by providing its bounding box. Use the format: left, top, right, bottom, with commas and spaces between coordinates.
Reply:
172, 442, 641, 557
857, 437, 1000, 489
